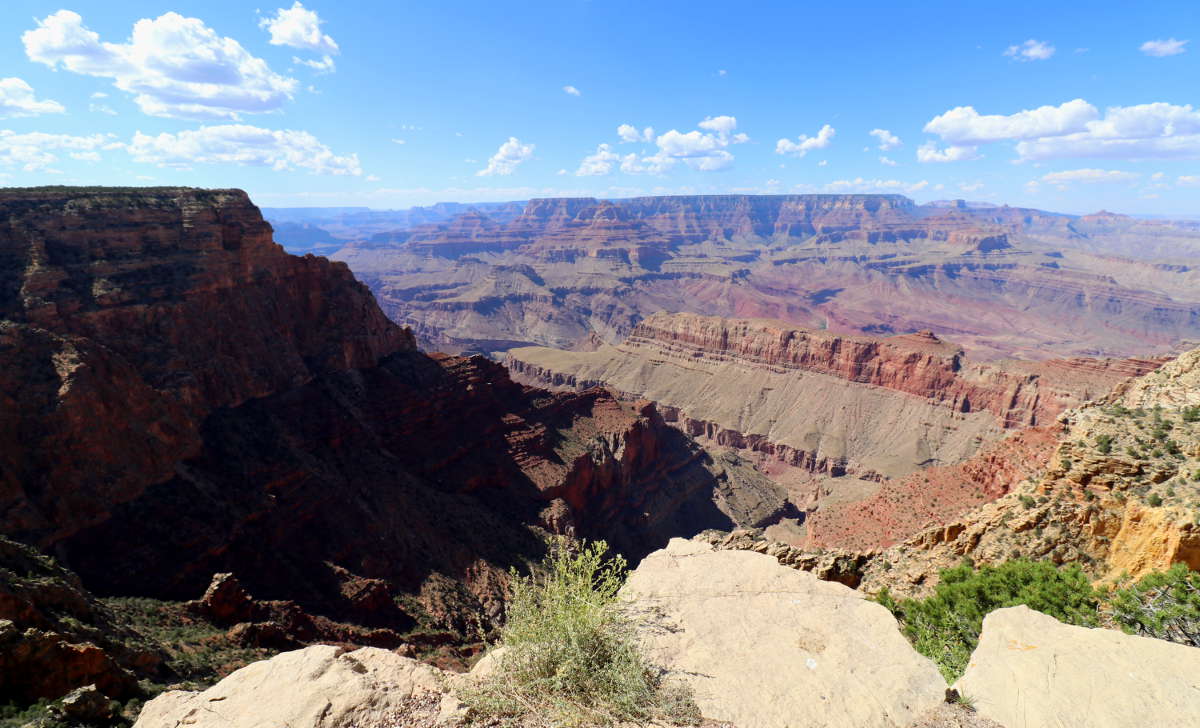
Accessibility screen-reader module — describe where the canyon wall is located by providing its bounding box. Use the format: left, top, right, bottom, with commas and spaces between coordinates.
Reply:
331, 194, 1200, 360
0, 188, 783, 637
507, 313, 1161, 486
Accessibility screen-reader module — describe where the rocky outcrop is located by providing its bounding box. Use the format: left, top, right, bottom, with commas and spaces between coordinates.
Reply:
620, 538, 948, 728
956, 606, 1200, 728
332, 194, 1200, 360
133, 645, 461, 728
0, 536, 158, 704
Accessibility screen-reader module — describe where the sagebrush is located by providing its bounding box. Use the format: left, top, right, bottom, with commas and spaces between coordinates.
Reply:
462, 539, 698, 727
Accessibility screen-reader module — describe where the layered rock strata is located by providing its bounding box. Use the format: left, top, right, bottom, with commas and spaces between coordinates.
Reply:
507, 313, 1159, 492
0, 188, 787, 704
332, 194, 1200, 359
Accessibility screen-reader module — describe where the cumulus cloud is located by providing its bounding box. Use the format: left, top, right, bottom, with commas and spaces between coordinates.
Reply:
617, 124, 654, 143
1004, 39, 1055, 61
879, 156, 897, 166
0, 78, 65, 118
775, 124, 835, 157
924, 99, 1200, 161
563, 85, 581, 96
1140, 38, 1188, 57
924, 99, 1097, 145
916, 142, 981, 163
0, 130, 114, 171
869, 128, 901, 150
23, 10, 297, 120
477, 137, 534, 176
576, 143, 621, 176
1178, 175, 1200, 187
1015, 102, 1200, 160
127, 124, 361, 174
259, 2, 339, 54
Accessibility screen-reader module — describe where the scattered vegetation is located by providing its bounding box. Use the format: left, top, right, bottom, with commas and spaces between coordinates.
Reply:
877, 560, 1100, 682
462, 539, 698, 727
1109, 563, 1200, 647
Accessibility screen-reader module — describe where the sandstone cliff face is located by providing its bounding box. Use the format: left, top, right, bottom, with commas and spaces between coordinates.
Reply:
0, 187, 410, 545
506, 313, 1159, 500
0, 188, 781, 684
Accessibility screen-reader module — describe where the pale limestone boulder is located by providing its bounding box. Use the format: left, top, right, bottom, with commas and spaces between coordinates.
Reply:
957, 605, 1200, 728
133, 645, 452, 728
620, 538, 947, 728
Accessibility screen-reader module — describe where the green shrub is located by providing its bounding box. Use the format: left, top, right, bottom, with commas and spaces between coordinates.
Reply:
1110, 563, 1200, 647
1147, 493, 1164, 507
463, 539, 698, 727
1182, 405, 1200, 423
1019, 494, 1036, 509
1095, 434, 1114, 455
877, 560, 1099, 682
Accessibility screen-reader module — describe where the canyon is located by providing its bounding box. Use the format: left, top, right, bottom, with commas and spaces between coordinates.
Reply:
5, 187, 1200, 726
507, 312, 1162, 545
271, 195, 1200, 361
0, 187, 785, 707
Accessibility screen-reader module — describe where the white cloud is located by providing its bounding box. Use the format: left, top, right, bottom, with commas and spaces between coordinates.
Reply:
0, 77, 65, 118
879, 156, 897, 166
259, 2, 339, 54
89, 102, 117, 115
294, 55, 335, 73
869, 128, 901, 150
916, 142, 980, 163
775, 124, 835, 157
576, 143, 620, 176
617, 124, 654, 143
1004, 39, 1055, 61
698, 115, 738, 135
1178, 175, 1200, 187
127, 124, 361, 175
925, 98, 1200, 161
1140, 38, 1188, 57
924, 99, 1097, 145
1037, 168, 1140, 186
1015, 102, 1200, 160
0, 130, 113, 171
823, 177, 929, 195
391, 138, 406, 144
477, 137, 534, 176
23, 10, 297, 120
563, 85, 581, 96
959, 181, 985, 192
817, 160, 827, 167
717, 69, 727, 76
366, 174, 380, 182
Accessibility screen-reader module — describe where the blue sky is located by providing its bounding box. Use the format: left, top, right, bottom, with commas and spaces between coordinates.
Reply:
1, 0, 1198, 213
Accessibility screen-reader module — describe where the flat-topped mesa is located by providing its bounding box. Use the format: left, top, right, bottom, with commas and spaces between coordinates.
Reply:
620, 312, 1160, 428
390, 194, 1012, 260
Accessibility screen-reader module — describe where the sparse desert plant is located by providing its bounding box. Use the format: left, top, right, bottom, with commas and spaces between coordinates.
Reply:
1019, 494, 1036, 509
1095, 434, 1114, 455
1182, 405, 1200, 423
877, 560, 1099, 682
1109, 563, 1200, 647
462, 539, 699, 727
1147, 493, 1164, 507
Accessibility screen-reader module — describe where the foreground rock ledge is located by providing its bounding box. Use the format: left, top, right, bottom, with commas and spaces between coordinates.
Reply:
133, 645, 459, 728
957, 606, 1200, 728
619, 538, 947, 728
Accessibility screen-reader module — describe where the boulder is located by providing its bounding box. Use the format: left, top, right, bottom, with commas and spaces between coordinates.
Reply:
133, 645, 459, 728
619, 538, 947, 728
956, 605, 1200, 728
